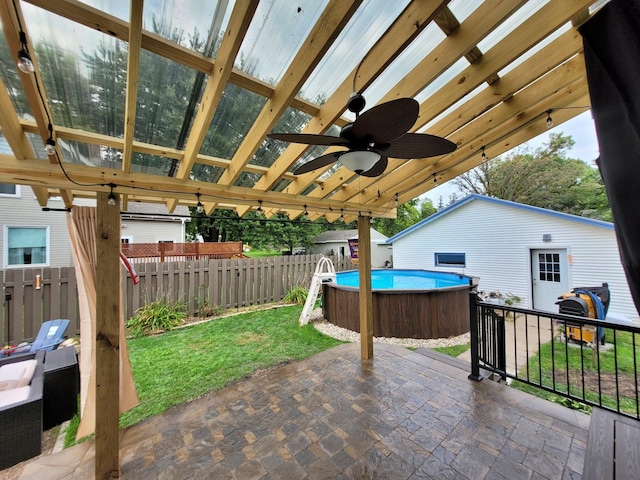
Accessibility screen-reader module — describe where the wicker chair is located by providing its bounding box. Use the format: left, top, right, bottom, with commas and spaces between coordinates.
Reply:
0, 350, 45, 469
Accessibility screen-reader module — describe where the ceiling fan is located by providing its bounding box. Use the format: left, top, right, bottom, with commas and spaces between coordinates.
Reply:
267, 94, 457, 177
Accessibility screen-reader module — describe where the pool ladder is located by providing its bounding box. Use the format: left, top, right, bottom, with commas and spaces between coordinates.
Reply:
299, 256, 336, 326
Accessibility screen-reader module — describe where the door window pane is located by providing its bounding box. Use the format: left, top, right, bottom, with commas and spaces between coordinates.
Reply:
538, 253, 561, 283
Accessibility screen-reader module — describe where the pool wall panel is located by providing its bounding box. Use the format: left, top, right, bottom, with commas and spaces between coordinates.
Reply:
322, 284, 471, 339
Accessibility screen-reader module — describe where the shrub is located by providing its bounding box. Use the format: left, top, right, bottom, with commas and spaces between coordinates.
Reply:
283, 286, 308, 305
196, 302, 223, 318
126, 298, 186, 337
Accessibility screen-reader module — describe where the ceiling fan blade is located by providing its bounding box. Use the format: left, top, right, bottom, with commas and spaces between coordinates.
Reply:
351, 98, 419, 144
359, 156, 388, 177
384, 133, 457, 159
292, 152, 342, 175
268, 133, 350, 147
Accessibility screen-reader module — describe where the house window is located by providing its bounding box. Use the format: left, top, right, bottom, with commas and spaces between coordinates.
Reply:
434, 252, 466, 267
5, 226, 49, 266
0, 183, 19, 197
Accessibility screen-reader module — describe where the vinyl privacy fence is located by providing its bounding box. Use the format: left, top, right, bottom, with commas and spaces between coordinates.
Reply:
1, 255, 353, 345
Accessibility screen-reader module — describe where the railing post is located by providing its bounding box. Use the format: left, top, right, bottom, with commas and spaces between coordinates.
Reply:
496, 310, 507, 380
468, 290, 483, 381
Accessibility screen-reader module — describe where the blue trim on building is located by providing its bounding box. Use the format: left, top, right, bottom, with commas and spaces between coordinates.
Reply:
386, 194, 614, 244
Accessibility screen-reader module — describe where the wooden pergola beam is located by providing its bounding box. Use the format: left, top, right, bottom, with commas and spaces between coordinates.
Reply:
0, 155, 395, 218
122, 0, 143, 174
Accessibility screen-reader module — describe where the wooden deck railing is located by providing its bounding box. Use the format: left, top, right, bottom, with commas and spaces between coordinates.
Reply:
121, 241, 243, 262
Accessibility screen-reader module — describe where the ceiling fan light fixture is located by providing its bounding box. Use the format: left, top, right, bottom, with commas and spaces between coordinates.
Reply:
340, 150, 380, 174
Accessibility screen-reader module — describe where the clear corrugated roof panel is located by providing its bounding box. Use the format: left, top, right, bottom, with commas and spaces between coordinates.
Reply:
349, 21, 446, 116
236, 0, 328, 85
250, 106, 311, 168
135, 49, 200, 148
199, 83, 267, 159
21, 3, 127, 135
299, 0, 411, 104
190, 163, 225, 183
477, 0, 551, 52
448, 0, 484, 23
0, 131, 12, 155
0, 27, 32, 119
80, 0, 233, 56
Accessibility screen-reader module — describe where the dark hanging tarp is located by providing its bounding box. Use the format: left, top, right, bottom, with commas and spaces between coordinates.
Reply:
579, 0, 640, 316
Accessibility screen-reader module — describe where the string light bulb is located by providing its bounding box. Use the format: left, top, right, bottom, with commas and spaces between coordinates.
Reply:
196, 193, 203, 213
45, 124, 55, 156
481, 146, 487, 161
546, 109, 553, 128
107, 184, 117, 206
45, 137, 56, 156
394, 193, 398, 207
257, 200, 262, 213
433, 174, 438, 184
16, 32, 34, 74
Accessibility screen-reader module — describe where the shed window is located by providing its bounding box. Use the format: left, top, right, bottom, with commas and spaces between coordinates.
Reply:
434, 252, 466, 267
5, 226, 49, 266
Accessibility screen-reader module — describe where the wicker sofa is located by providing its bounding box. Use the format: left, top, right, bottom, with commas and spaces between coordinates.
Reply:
0, 350, 45, 469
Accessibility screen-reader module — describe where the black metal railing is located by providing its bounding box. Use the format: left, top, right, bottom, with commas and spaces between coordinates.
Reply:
469, 292, 640, 420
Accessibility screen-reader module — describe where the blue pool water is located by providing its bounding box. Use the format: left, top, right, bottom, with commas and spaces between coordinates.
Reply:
336, 269, 471, 290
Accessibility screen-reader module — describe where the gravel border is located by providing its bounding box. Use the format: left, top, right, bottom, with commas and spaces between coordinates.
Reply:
309, 309, 470, 350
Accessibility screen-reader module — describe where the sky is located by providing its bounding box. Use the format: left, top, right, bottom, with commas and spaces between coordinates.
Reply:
422, 110, 599, 205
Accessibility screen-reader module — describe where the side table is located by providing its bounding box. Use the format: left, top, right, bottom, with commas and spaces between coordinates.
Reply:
44, 347, 79, 430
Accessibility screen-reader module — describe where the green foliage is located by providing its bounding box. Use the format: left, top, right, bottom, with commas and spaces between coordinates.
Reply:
504, 293, 522, 306
126, 298, 186, 337
431, 343, 471, 357
187, 209, 324, 252
454, 133, 611, 220
283, 286, 308, 305
373, 198, 436, 237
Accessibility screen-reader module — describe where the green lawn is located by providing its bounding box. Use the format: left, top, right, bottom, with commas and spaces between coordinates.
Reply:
431, 343, 470, 357
512, 328, 640, 415
68, 305, 343, 444
244, 249, 281, 258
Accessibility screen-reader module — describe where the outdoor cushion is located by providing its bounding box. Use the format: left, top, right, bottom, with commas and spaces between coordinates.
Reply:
0, 360, 38, 392
0, 386, 31, 408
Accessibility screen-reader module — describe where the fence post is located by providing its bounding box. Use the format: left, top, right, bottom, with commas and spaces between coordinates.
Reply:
468, 290, 483, 381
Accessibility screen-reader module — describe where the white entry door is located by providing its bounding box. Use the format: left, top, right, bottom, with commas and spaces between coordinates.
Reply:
531, 249, 570, 313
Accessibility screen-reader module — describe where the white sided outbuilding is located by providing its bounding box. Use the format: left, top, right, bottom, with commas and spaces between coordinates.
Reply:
386, 194, 638, 320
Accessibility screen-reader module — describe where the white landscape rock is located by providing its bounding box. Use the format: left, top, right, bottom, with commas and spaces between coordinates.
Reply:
310, 308, 470, 349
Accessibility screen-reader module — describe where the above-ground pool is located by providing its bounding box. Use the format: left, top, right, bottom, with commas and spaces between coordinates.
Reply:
322, 269, 476, 339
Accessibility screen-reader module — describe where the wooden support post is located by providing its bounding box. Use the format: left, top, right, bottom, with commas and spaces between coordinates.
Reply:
95, 191, 121, 479
358, 215, 373, 360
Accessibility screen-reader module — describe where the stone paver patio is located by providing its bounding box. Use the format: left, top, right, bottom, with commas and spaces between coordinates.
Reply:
20, 343, 589, 479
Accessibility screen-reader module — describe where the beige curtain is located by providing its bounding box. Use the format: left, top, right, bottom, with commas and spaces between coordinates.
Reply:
67, 206, 139, 439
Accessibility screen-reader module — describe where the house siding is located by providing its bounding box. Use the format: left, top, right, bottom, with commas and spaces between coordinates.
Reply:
391, 198, 637, 319
121, 219, 185, 244
0, 188, 74, 268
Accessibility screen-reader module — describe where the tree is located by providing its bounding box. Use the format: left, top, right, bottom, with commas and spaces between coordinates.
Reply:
453, 133, 611, 220
373, 198, 436, 237
187, 208, 323, 252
